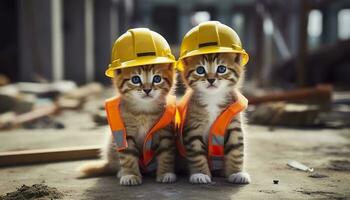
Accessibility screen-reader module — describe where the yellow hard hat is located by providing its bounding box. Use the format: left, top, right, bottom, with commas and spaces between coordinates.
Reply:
177, 21, 249, 71
105, 28, 176, 77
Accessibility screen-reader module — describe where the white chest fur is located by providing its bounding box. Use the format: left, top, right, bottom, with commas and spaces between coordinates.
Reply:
199, 91, 227, 140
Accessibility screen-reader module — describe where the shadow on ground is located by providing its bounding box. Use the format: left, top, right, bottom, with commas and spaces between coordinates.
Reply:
82, 175, 244, 200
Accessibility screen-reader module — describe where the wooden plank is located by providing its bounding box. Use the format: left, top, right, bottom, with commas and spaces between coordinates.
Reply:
247, 84, 332, 106
0, 146, 100, 167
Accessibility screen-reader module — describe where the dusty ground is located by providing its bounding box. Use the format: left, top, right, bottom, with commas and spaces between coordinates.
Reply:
0, 97, 350, 200
0, 184, 64, 200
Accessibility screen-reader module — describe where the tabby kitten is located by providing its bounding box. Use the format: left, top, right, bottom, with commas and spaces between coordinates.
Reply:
78, 64, 177, 186
180, 53, 250, 184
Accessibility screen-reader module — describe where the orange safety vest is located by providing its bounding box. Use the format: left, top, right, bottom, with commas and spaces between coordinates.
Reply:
176, 90, 248, 170
105, 95, 176, 172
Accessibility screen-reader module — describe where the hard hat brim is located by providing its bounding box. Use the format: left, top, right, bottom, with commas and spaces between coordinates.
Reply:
105, 56, 176, 78
176, 46, 249, 71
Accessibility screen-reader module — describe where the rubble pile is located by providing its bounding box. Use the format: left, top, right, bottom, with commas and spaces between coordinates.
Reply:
0, 80, 104, 130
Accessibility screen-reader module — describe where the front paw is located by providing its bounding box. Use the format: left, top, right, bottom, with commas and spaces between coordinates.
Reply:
156, 172, 177, 183
120, 175, 142, 186
228, 172, 251, 184
189, 173, 211, 184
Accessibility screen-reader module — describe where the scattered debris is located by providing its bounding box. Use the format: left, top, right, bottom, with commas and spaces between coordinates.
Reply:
296, 190, 334, 196
0, 93, 34, 114
273, 179, 279, 184
244, 84, 350, 128
258, 189, 277, 194
0, 184, 63, 200
287, 161, 314, 172
62, 82, 103, 101
0, 112, 16, 127
56, 83, 103, 110
308, 172, 328, 178
92, 110, 108, 126
328, 160, 350, 171
311, 145, 350, 157
295, 189, 344, 199
0, 104, 58, 130
0, 82, 104, 130
23, 116, 65, 130
15, 81, 77, 98
249, 102, 321, 127
56, 97, 82, 110
319, 104, 350, 128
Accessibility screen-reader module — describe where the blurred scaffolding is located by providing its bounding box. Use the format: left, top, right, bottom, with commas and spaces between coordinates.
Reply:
0, 0, 350, 88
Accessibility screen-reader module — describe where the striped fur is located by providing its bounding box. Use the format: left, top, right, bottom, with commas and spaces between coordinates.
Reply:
78, 64, 177, 185
180, 53, 250, 184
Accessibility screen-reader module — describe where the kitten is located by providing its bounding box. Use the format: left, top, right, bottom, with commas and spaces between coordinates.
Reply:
78, 63, 177, 186
178, 53, 250, 184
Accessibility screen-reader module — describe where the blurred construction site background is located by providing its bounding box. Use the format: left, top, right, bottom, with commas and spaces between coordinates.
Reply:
1, 0, 350, 131
1, 1, 350, 199
0, 0, 350, 88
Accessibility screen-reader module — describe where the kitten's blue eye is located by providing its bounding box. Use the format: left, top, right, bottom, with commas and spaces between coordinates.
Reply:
131, 76, 141, 84
217, 65, 227, 73
196, 66, 205, 75
153, 75, 162, 83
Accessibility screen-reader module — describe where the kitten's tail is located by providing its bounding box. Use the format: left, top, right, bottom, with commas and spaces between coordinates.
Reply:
77, 160, 116, 178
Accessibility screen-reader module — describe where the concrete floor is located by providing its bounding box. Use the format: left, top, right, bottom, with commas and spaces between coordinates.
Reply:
0, 110, 350, 199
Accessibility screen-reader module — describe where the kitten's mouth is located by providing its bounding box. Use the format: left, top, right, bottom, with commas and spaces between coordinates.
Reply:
142, 95, 153, 99
207, 85, 217, 89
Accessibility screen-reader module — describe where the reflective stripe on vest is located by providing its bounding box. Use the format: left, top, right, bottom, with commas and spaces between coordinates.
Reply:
105, 95, 176, 172
176, 90, 248, 170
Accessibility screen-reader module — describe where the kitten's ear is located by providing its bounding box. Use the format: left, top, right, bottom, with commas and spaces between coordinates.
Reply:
182, 57, 190, 66
167, 63, 173, 70
234, 54, 242, 65
114, 69, 122, 76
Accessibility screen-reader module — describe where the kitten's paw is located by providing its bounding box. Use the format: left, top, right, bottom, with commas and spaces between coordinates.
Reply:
189, 173, 211, 184
228, 172, 251, 184
156, 173, 177, 183
120, 175, 142, 186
